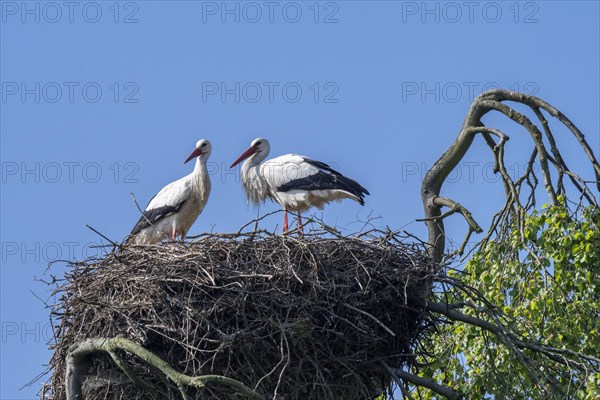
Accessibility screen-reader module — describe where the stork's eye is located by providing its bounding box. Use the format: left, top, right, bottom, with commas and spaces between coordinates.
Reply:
255, 141, 262, 146
201, 143, 207, 147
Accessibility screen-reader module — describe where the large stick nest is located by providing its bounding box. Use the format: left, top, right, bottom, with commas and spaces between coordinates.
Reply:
49, 226, 436, 400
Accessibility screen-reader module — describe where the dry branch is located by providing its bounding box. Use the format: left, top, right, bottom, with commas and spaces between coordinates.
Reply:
65, 337, 265, 400
421, 89, 599, 262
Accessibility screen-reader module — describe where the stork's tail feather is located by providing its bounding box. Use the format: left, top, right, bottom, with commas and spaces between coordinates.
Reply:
300, 158, 369, 205
335, 174, 369, 206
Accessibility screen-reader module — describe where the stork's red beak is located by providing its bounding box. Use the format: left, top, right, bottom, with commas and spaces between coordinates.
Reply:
229, 146, 256, 168
184, 147, 203, 164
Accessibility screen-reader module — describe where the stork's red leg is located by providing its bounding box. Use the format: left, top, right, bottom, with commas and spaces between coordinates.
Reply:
283, 210, 289, 232
172, 228, 177, 241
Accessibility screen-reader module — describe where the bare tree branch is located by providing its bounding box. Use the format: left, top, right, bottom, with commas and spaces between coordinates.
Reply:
480, 89, 600, 192
65, 336, 266, 400
420, 89, 599, 263
380, 361, 462, 400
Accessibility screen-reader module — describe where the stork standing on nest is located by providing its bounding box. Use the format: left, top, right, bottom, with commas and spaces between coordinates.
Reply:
128, 139, 212, 244
230, 137, 369, 233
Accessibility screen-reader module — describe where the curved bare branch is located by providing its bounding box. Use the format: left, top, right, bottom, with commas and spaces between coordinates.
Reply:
421, 89, 599, 263
65, 336, 265, 400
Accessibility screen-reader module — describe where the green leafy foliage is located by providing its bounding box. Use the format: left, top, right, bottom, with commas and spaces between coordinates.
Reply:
417, 200, 600, 399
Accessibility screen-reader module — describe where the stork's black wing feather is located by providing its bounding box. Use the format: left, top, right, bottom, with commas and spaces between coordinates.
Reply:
130, 200, 186, 236
277, 158, 369, 205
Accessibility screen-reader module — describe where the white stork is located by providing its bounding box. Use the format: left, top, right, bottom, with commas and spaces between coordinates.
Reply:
128, 139, 212, 244
229, 137, 369, 232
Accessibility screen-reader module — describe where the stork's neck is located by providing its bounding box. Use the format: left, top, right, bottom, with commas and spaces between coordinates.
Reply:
241, 157, 269, 206
241, 156, 260, 184
193, 156, 205, 174
190, 156, 210, 195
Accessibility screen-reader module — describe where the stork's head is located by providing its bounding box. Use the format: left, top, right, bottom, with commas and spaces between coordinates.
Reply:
184, 139, 212, 163
229, 137, 270, 168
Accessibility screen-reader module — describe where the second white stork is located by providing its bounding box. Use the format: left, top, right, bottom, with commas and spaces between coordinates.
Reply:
128, 139, 212, 244
230, 137, 369, 232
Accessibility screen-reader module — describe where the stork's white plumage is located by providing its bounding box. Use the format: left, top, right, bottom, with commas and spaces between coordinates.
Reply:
230, 138, 369, 232
128, 139, 212, 244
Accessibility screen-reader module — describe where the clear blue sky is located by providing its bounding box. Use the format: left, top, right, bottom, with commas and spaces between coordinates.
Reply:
1, 1, 598, 398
